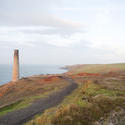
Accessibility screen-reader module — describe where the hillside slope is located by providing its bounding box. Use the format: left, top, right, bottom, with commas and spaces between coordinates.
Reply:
26, 64, 125, 125
0, 75, 69, 116
63, 63, 125, 74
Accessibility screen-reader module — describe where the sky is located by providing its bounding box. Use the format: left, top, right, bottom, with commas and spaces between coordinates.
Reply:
0, 0, 125, 65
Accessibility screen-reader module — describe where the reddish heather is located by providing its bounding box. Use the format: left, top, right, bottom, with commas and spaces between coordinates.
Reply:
0, 82, 16, 97
77, 72, 100, 76
43, 76, 60, 82
68, 72, 101, 78
0, 75, 64, 99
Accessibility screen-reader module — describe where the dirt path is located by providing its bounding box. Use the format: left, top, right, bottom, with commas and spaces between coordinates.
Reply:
0, 76, 78, 125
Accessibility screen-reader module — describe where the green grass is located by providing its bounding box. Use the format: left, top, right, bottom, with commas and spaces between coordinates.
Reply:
0, 82, 68, 117
0, 90, 59, 116
68, 63, 125, 74
94, 88, 125, 96
81, 81, 125, 97
0, 100, 29, 116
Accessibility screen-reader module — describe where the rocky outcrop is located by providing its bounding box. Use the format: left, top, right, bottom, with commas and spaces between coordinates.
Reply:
94, 108, 125, 125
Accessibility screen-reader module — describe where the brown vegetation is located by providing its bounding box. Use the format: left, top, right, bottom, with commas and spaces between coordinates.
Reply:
26, 70, 125, 125
0, 75, 68, 108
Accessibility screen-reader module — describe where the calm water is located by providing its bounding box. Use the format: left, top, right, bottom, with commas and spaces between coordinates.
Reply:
0, 65, 66, 85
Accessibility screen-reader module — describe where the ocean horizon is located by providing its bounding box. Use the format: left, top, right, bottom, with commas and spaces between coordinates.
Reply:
0, 64, 66, 85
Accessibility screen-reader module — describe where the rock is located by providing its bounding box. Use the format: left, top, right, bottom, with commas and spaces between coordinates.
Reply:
95, 108, 125, 125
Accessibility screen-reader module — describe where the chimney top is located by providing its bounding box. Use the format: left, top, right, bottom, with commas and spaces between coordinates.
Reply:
14, 49, 19, 52
14, 49, 19, 55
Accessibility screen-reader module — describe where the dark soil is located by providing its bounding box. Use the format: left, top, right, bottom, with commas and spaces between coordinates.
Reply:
0, 76, 78, 125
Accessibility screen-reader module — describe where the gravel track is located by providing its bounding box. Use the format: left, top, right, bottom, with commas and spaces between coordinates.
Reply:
0, 76, 78, 125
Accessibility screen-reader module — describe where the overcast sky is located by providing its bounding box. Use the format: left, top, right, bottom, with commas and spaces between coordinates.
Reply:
0, 0, 125, 65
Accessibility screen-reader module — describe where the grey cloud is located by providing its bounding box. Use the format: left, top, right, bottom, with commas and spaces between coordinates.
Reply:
0, 0, 85, 37
0, 0, 83, 29
0, 0, 65, 27
0, 12, 82, 28
20, 27, 85, 37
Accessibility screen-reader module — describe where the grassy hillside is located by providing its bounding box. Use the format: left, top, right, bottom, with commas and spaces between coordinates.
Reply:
26, 70, 125, 125
0, 63, 125, 125
0, 75, 69, 116
64, 63, 125, 74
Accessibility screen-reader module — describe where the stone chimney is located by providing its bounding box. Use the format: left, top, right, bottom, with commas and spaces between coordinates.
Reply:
12, 49, 19, 82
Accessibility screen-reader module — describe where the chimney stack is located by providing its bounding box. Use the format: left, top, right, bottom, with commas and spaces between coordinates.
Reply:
12, 49, 19, 82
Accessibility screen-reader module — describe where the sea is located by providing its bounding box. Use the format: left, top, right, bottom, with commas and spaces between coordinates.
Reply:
0, 64, 66, 85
